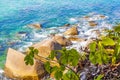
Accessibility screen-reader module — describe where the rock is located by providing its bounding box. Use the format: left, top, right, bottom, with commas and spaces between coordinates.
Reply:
64, 26, 78, 35
52, 35, 72, 46
30, 39, 62, 61
68, 36, 84, 42
88, 21, 98, 27
28, 23, 42, 29
83, 16, 90, 20
4, 48, 45, 80
99, 15, 105, 18
64, 23, 70, 27
16, 31, 27, 38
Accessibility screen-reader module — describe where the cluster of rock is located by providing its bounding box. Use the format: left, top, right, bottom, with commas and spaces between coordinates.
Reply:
4, 35, 72, 79
3, 13, 112, 79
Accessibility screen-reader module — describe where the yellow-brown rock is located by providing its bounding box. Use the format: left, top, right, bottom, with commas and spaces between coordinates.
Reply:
88, 21, 98, 27
52, 35, 72, 46
4, 48, 45, 80
83, 16, 90, 20
64, 23, 70, 27
28, 23, 42, 29
64, 26, 78, 35
68, 36, 84, 42
99, 15, 105, 18
30, 39, 62, 62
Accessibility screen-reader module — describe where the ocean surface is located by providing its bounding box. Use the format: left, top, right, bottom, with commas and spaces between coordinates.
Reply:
0, 0, 120, 68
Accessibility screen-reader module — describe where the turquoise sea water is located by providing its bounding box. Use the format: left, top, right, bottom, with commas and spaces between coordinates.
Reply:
0, 0, 120, 67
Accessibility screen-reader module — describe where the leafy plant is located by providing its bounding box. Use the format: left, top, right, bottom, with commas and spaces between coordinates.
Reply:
24, 47, 38, 65
89, 37, 113, 65
24, 47, 86, 80
89, 24, 120, 65
45, 47, 86, 80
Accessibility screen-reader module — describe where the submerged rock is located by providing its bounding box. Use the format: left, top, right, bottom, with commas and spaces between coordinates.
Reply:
28, 23, 42, 29
52, 35, 72, 46
16, 31, 27, 38
99, 15, 106, 18
82, 16, 90, 20
64, 26, 78, 35
4, 48, 45, 80
64, 23, 70, 27
88, 21, 98, 27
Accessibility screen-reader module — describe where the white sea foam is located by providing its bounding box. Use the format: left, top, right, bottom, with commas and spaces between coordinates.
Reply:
17, 13, 112, 54
69, 18, 78, 23
0, 69, 4, 73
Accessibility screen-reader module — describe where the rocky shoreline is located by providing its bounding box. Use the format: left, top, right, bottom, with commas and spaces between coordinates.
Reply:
0, 13, 115, 80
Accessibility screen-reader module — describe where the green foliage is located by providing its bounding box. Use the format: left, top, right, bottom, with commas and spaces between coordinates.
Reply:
89, 42, 96, 52
45, 47, 85, 80
94, 74, 104, 80
44, 61, 51, 73
89, 24, 120, 65
58, 48, 80, 66
62, 70, 79, 80
24, 47, 38, 65
112, 39, 120, 64
89, 41, 110, 65
101, 37, 115, 46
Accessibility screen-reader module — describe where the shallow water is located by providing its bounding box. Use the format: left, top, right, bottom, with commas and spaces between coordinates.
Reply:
0, 0, 120, 68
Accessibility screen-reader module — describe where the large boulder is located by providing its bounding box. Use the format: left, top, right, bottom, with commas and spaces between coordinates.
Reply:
4, 48, 45, 80
64, 26, 78, 35
52, 35, 72, 46
30, 39, 62, 61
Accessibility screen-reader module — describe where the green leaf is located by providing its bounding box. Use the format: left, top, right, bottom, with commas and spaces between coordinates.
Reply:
51, 66, 58, 73
94, 74, 104, 80
72, 57, 79, 66
29, 47, 34, 50
101, 37, 115, 46
49, 50, 56, 60
112, 56, 116, 64
60, 65, 65, 71
96, 52, 103, 65
54, 71, 63, 80
34, 49, 39, 55
44, 61, 51, 73
24, 47, 39, 66
89, 42, 96, 52
24, 54, 34, 65
89, 52, 97, 64
62, 70, 79, 80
